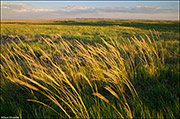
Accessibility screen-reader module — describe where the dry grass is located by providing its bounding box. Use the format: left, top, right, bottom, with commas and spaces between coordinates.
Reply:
1, 33, 168, 118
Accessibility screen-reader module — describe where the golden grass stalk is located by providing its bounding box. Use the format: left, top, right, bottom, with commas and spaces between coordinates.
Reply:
1, 33, 165, 118
93, 93, 124, 119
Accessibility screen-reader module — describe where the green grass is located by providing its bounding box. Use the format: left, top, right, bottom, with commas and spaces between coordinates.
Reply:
1, 20, 179, 43
1, 20, 179, 118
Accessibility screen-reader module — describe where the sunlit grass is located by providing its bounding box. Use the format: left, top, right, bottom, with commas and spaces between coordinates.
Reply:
1, 20, 179, 118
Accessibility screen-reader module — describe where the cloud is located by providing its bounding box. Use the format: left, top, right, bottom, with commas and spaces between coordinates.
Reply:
2, 3, 30, 12
2, 2, 56, 20
2, 2, 54, 12
49, 5, 178, 20
31, 9, 54, 12
58, 5, 124, 13
1, 3, 178, 20
60, 6, 89, 10
57, 5, 176, 14
136, 6, 161, 9
129, 6, 165, 14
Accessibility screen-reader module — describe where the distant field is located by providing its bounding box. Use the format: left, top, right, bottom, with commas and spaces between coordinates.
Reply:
1, 20, 179, 43
1, 20, 179, 118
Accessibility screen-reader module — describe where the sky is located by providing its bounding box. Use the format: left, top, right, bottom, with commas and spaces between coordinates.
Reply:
1, 1, 179, 20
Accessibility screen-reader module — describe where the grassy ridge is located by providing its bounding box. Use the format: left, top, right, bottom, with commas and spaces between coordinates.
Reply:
1, 20, 179, 118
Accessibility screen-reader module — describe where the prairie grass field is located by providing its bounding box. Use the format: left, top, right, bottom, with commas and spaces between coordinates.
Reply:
0, 20, 179, 118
